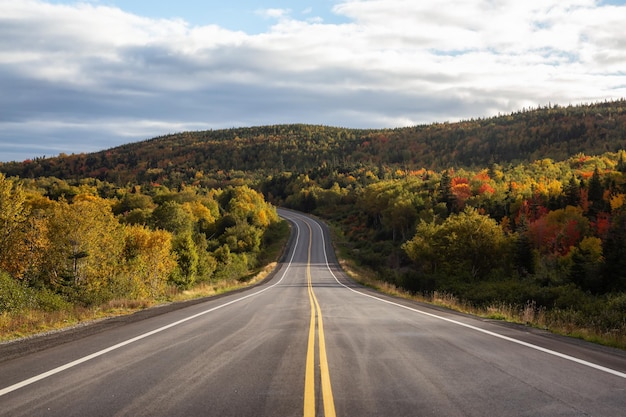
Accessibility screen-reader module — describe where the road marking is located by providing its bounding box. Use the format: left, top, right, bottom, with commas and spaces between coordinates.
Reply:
298, 213, 626, 381
303, 221, 336, 417
0, 222, 302, 398
304, 252, 317, 417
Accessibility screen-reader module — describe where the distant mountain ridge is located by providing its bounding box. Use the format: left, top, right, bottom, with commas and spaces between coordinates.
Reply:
2, 100, 626, 183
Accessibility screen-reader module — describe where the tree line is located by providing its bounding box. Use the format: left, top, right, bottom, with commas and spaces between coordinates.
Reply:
3, 101, 626, 187
0, 173, 281, 313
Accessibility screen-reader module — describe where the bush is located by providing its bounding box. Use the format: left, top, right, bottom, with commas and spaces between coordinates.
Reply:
34, 287, 71, 311
0, 271, 33, 312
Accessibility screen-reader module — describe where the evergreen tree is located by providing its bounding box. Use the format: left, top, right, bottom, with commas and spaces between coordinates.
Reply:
587, 167, 604, 216
563, 176, 580, 207
438, 170, 454, 214
514, 217, 534, 276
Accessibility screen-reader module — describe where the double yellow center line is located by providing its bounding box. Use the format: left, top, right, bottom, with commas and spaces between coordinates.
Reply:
303, 223, 336, 417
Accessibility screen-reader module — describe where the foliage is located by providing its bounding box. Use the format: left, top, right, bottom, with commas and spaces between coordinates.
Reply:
3, 101, 626, 188
0, 176, 279, 313
122, 225, 177, 297
403, 208, 511, 282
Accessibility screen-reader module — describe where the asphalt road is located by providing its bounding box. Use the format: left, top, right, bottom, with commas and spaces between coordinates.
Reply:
1, 209, 625, 417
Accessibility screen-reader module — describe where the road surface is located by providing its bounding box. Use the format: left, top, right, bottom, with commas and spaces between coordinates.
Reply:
1, 209, 625, 416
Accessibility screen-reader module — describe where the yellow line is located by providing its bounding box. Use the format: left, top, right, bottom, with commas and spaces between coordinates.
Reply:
303, 222, 336, 417
313, 290, 336, 417
304, 256, 316, 417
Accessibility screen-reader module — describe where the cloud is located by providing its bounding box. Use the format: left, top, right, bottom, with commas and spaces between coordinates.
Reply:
255, 8, 292, 20
0, 0, 625, 161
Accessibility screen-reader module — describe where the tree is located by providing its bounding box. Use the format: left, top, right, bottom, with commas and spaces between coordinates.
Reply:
43, 195, 124, 303
601, 211, 626, 291
403, 207, 511, 281
151, 200, 193, 235
182, 200, 217, 235
438, 170, 455, 214
122, 225, 177, 297
230, 186, 279, 227
170, 231, 199, 288
568, 237, 604, 293
0, 173, 29, 277
450, 176, 472, 210
563, 176, 580, 207
383, 191, 419, 242
587, 167, 605, 215
514, 217, 534, 276
526, 206, 588, 256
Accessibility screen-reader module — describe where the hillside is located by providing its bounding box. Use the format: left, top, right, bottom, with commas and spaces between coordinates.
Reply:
2, 100, 626, 185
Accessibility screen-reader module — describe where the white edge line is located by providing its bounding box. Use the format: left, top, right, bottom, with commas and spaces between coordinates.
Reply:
0, 221, 302, 398
301, 213, 626, 380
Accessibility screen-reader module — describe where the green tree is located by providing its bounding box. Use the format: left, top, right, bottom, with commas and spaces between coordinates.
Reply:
438, 170, 455, 214
587, 167, 605, 215
563, 176, 580, 207
568, 237, 604, 293
151, 200, 194, 235
170, 231, 199, 288
403, 207, 511, 280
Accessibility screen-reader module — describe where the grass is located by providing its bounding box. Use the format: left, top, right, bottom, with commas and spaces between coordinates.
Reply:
0, 303, 147, 342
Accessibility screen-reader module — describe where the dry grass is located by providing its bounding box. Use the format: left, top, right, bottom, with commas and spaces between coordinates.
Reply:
1, 305, 115, 342
171, 262, 277, 302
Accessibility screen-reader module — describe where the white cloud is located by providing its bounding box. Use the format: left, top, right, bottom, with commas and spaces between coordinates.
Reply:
0, 0, 625, 161
255, 8, 291, 19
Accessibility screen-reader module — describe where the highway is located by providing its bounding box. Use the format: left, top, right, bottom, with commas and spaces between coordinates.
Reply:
1, 208, 625, 416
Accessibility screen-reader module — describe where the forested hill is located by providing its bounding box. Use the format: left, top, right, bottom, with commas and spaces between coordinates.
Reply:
2, 100, 626, 184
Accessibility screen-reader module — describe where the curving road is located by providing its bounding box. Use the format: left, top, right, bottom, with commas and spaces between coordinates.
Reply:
1, 209, 625, 416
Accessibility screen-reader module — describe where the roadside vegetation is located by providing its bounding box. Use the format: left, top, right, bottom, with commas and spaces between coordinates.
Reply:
0, 173, 288, 341
1, 100, 625, 348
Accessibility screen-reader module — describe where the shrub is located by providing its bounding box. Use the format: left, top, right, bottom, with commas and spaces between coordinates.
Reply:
0, 271, 33, 312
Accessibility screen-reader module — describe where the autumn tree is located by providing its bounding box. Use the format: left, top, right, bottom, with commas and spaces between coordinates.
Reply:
526, 206, 588, 256
43, 195, 124, 303
122, 225, 177, 297
403, 207, 511, 281
0, 173, 29, 277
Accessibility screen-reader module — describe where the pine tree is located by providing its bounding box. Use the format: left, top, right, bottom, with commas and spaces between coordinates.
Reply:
438, 170, 455, 214
587, 167, 604, 216
564, 176, 581, 207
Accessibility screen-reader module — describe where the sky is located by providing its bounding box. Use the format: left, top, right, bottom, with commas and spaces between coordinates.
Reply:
1, 0, 625, 162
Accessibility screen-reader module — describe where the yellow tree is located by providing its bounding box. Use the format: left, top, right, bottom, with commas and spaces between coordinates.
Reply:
182, 199, 217, 233
43, 194, 124, 302
226, 185, 278, 228
122, 225, 177, 298
0, 173, 35, 279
